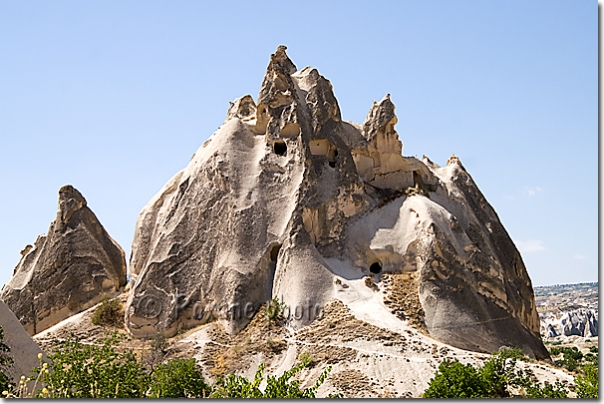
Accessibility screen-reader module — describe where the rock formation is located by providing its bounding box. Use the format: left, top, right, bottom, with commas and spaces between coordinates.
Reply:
125, 46, 548, 359
0, 300, 45, 384
542, 309, 598, 338
1, 185, 127, 335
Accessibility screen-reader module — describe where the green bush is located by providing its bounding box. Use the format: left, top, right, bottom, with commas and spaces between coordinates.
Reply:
523, 381, 568, 398
0, 327, 14, 392
38, 332, 149, 398
422, 359, 488, 398
423, 348, 571, 398
211, 357, 337, 398
265, 298, 287, 324
91, 296, 123, 326
575, 364, 598, 398
480, 347, 526, 398
30, 331, 340, 398
148, 358, 211, 398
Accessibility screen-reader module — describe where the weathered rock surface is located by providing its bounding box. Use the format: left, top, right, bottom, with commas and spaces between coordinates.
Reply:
1, 185, 127, 335
0, 300, 44, 384
126, 46, 548, 359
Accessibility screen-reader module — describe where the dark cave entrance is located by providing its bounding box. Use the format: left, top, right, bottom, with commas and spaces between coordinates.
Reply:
328, 148, 338, 168
270, 244, 281, 262
273, 140, 287, 156
369, 261, 383, 274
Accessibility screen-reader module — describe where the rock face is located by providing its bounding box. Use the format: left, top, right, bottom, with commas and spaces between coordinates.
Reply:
126, 46, 548, 359
1, 185, 127, 335
0, 300, 44, 384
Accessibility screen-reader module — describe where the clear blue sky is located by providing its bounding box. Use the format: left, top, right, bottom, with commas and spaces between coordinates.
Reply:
0, 1, 597, 287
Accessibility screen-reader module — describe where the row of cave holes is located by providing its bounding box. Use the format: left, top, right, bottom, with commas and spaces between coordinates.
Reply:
273, 140, 339, 168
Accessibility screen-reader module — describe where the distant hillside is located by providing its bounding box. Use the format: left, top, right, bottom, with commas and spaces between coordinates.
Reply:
534, 282, 598, 297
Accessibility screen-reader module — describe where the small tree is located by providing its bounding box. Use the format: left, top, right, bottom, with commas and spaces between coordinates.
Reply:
91, 296, 123, 326
575, 364, 598, 398
480, 347, 526, 398
148, 358, 211, 398
422, 359, 488, 398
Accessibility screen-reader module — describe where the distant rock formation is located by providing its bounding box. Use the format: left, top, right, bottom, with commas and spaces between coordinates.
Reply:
540, 309, 598, 338
546, 323, 559, 338
125, 46, 548, 359
1, 185, 127, 335
0, 300, 44, 384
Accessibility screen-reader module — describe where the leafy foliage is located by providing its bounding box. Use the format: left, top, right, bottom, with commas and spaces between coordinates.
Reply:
265, 297, 288, 324
479, 347, 526, 398
422, 359, 488, 398
0, 327, 14, 392
91, 296, 123, 326
575, 364, 598, 398
211, 357, 335, 398
8, 332, 339, 398
423, 347, 571, 398
37, 332, 149, 398
148, 358, 211, 398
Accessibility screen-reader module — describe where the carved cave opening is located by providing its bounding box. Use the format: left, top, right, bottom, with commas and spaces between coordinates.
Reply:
273, 140, 287, 156
328, 148, 338, 168
270, 244, 282, 262
369, 261, 383, 274
267, 243, 282, 300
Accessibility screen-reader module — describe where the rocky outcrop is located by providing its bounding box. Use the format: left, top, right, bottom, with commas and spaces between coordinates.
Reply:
1, 185, 127, 335
0, 300, 45, 384
543, 309, 598, 338
125, 46, 548, 359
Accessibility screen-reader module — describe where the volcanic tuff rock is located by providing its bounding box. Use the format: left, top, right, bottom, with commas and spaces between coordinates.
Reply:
1, 185, 127, 335
125, 46, 548, 359
0, 300, 45, 384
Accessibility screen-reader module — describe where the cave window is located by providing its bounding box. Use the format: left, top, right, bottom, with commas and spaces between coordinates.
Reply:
270, 244, 282, 262
413, 171, 422, 187
369, 262, 382, 274
273, 140, 287, 156
328, 147, 338, 168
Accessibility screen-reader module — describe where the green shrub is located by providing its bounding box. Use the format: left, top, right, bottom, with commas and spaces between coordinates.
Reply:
211, 357, 337, 398
0, 327, 13, 392
148, 358, 211, 398
265, 298, 287, 324
422, 359, 488, 398
91, 296, 123, 326
480, 347, 526, 398
575, 364, 598, 398
423, 348, 571, 398
523, 381, 568, 398
38, 332, 149, 398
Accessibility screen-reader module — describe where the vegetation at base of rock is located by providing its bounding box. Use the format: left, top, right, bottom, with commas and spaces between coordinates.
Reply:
2, 332, 340, 398
148, 358, 211, 398
211, 357, 340, 398
422, 347, 573, 398
548, 345, 598, 373
421, 359, 488, 398
574, 364, 598, 398
0, 327, 14, 392
35, 332, 149, 398
265, 297, 287, 324
90, 296, 123, 326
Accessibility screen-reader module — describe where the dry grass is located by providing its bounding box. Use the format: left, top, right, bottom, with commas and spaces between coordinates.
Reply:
382, 272, 427, 333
